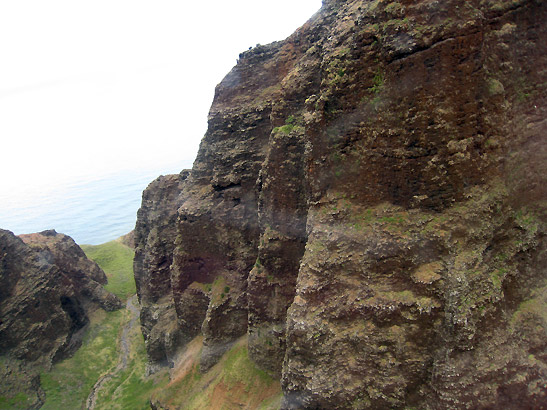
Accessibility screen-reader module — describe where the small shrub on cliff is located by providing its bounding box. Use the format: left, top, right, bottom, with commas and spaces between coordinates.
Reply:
254, 257, 263, 274
272, 115, 304, 135
369, 67, 385, 94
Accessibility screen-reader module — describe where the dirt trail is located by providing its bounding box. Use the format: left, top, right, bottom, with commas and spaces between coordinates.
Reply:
86, 295, 140, 410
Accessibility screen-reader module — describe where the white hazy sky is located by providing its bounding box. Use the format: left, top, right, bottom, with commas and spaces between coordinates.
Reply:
0, 0, 322, 193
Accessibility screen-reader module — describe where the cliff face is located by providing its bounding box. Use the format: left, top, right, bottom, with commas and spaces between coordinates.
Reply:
134, 171, 189, 371
135, 0, 547, 408
0, 229, 122, 407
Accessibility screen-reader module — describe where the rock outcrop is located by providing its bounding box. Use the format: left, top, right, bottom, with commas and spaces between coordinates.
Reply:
118, 230, 136, 249
135, 0, 547, 408
134, 171, 189, 372
0, 229, 121, 407
19, 230, 123, 312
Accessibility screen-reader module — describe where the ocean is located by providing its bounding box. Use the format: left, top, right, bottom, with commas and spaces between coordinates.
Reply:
0, 161, 191, 245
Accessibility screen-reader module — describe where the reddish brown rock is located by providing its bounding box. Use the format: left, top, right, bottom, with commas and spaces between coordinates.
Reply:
136, 0, 547, 408
118, 230, 136, 249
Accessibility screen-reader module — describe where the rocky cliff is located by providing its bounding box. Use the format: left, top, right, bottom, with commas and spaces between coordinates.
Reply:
0, 229, 122, 408
134, 171, 190, 372
135, 0, 547, 408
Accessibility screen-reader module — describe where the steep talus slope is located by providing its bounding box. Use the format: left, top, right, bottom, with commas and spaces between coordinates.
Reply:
135, 0, 547, 408
0, 229, 122, 408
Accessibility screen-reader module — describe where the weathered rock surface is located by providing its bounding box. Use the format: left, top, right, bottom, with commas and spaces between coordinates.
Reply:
134, 171, 189, 371
0, 229, 121, 407
19, 230, 123, 312
136, 0, 547, 409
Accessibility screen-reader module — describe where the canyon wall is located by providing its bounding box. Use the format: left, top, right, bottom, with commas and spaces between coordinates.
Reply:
135, 0, 547, 408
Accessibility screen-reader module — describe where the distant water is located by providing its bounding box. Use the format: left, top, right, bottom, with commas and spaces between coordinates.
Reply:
0, 161, 191, 245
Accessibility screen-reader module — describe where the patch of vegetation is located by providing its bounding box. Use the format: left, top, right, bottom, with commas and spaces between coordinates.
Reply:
272, 115, 304, 135
307, 239, 327, 254
490, 268, 507, 289
254, 257, 263, 274
154, 336, 281, 410
515, 75, 534, 101
515, 209, 540, 236
510, 284, 547, 330
93, 314, 168, 410
369, 67, 385, 94
40, 238, 167, 410
379, 215, 405, 225
211, 276, 228, 303
82, 241, 136, 301
40, 309, 124, 409
384, 1, 405, 16
0, 393, 30, 410
41, 305, 168, 410
487, 78, 505, 96
381, 17, 410, 32
324, 53, 352, 87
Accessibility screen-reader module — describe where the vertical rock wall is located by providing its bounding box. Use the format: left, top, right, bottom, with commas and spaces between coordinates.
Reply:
135, 0, 547, 408
134, 171, 189, 371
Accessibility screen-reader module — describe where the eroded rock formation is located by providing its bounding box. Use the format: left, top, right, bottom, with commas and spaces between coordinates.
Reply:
19, 230, 123, 312
0, 229, 122, 408
135, 0, 547, 408
134, 171, 190, 371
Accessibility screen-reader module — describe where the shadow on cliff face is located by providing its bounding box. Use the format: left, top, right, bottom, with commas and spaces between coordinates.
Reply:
51, 295, 90, 363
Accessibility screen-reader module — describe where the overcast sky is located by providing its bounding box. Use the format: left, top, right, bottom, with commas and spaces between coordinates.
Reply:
0, 0, 322, 194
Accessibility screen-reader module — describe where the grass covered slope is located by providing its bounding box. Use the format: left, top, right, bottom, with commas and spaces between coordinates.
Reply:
81, 241, 136, 301
40, 308, 127, 409
39, 240, 169, 410
152, 336, 282, 410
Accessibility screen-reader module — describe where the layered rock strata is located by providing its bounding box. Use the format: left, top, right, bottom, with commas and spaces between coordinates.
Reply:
136, 0, 547, 408
0, 229, 121, 407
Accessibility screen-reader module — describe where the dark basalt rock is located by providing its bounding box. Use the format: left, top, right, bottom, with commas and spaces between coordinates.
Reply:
133, 171, 190, 372
19, 230, 123, 312
136, 0, 547, 408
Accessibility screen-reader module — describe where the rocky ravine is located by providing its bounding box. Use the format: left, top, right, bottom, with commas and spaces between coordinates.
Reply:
0, 229, 122, 408
134, 0, 547, 409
